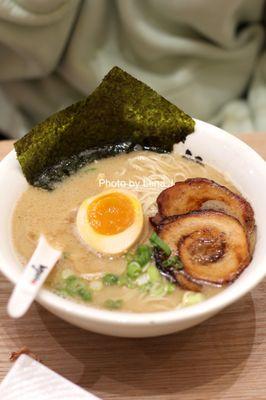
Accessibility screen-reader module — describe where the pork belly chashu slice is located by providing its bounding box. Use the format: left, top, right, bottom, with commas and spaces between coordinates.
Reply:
152, 178, 255, 236
157, 210, 251, 284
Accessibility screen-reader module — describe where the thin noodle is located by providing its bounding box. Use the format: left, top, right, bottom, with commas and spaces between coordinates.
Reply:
124, 153, 193, 215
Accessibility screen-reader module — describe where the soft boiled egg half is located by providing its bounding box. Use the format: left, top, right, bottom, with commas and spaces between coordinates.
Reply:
76, 189, 144, 255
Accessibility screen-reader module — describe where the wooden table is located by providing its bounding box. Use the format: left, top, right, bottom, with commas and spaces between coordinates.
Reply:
0, 136, 266, 400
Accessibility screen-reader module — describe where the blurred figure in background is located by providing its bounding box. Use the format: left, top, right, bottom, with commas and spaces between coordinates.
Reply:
0, 0, 265, 139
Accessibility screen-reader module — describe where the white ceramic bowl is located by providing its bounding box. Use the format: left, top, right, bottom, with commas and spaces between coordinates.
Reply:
0, 119, 266, 337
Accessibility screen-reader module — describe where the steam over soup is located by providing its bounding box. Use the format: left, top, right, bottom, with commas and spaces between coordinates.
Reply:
12, 151, 255, 312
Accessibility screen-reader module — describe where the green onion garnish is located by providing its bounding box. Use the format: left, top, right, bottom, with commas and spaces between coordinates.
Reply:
102, 273, 119, 286
149, 232, 171, 256
162, 256, 183, 269
166, 282, 176, 295
104, 299, 123, 310
77, 287, 92, 301
127, 261, 142, 279
135, 244, 152, 266
182, 292, 205, 306
147, 265, 161, 283
117, 274, 136, 288
63, 275, 92, 302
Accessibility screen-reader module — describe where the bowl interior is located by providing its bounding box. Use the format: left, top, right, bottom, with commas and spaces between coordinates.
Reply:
0, 119, 266, 326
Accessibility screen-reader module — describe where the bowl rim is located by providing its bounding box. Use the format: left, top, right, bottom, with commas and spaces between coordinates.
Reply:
1, 118, 266, 327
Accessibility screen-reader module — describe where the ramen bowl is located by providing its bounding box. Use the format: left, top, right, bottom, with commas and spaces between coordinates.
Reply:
0, 119, 265, 337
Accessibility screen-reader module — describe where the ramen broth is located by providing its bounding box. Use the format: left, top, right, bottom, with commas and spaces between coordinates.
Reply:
12, 151, 237, 312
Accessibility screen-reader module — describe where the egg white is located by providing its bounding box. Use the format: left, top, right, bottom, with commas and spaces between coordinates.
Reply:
76, 189, 144, 255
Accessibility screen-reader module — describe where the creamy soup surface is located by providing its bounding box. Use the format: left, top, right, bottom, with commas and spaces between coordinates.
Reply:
12, 151, 238, 312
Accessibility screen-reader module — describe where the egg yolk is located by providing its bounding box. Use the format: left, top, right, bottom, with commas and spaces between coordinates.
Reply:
87, 193, 135, 235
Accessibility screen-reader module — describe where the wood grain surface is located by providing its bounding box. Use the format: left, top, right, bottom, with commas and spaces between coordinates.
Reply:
0, 135, 266, 400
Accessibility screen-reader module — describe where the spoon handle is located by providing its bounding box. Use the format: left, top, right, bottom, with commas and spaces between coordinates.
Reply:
7, 236, 61, 318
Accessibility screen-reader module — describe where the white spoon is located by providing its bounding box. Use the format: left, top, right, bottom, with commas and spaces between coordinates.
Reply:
7, 235, 61, 318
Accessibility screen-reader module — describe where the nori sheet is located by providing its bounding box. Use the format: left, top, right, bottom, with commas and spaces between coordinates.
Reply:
14, 66, 195, 190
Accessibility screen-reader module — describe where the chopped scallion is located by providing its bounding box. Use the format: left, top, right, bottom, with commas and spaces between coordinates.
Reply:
135, 244, 152, 266
78, 287, 92, 301
166, 282, 176, 295
102, 273, 119, 286
104, 299, 123, 310
150, 283, 167, 297
127, 261, 142, 279
162, 256, 183, 269
147, 265, 161, 283
135, 273, 150, 286
182, 291, 205, 306
63, 275, 92, 302
125, 252, 135, 263
118, 274, 136, 288
149, 232, 171, 256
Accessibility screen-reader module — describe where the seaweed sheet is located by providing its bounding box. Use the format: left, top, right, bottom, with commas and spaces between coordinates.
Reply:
14, 66, 195, 190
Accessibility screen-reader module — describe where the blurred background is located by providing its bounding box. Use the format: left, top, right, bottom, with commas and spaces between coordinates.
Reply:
0, 0, 265, 141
